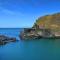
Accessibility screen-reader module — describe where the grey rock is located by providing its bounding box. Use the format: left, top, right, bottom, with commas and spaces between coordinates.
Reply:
0, 35, 16, 45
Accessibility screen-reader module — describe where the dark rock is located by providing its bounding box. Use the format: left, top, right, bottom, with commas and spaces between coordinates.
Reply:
0, 41, 7, 45
0, 35, 16, 45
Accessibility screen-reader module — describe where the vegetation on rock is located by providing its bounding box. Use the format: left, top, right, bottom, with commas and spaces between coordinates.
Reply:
33, 13, 60, 32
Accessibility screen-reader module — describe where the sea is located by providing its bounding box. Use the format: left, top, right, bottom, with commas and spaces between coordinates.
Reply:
0, 28, 60, 60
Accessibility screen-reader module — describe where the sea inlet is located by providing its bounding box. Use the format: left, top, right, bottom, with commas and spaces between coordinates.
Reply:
0, 28, 60, 60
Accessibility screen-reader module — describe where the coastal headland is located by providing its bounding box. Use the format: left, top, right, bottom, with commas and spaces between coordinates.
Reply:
20, 13, 60, 40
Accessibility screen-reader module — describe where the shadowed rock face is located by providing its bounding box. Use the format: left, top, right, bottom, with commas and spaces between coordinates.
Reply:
0, 35, 16, 45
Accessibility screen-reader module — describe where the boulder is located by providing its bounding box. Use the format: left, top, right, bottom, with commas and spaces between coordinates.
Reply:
0, 35, 16, 45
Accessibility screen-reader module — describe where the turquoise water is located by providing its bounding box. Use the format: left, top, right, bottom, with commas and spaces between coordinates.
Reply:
0, 28, 60, 60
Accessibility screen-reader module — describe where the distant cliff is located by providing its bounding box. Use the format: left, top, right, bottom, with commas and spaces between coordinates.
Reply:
33, 13, 60, 31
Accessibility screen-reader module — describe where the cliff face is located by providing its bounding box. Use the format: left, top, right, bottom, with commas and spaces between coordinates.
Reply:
33, 13, 60, 31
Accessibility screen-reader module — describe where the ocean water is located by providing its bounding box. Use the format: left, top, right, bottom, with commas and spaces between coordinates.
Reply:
0, 28, 60, 60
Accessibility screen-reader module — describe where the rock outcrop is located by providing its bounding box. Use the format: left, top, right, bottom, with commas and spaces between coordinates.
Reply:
0, 35, 16, 45
20, 13, 60, 40
33, 13, 60, 31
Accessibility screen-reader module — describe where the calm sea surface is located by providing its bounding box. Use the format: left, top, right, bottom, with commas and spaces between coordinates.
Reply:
0, 28, 60, 60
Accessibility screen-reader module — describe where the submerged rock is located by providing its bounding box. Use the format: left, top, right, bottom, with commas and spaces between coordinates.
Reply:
0, 35, 16, 45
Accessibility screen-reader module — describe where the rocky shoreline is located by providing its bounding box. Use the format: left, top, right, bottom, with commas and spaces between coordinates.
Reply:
0, 27, 60, 45
0, 35, 16, 45
20, 28, 60, 40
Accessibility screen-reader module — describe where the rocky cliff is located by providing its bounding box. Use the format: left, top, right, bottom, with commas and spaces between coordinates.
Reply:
33, 13, 60, 31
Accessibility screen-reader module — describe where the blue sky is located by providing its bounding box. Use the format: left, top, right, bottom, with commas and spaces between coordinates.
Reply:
0, 0, 60, 28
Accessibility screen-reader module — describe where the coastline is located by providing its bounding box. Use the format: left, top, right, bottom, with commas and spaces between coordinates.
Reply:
20, 28, 60, 40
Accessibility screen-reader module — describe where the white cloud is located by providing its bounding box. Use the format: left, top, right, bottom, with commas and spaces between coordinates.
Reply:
0, 7, 14, 15
2, 9, 14, 14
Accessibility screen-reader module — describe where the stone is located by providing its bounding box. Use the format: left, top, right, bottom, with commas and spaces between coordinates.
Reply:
0, 35, 16, 45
